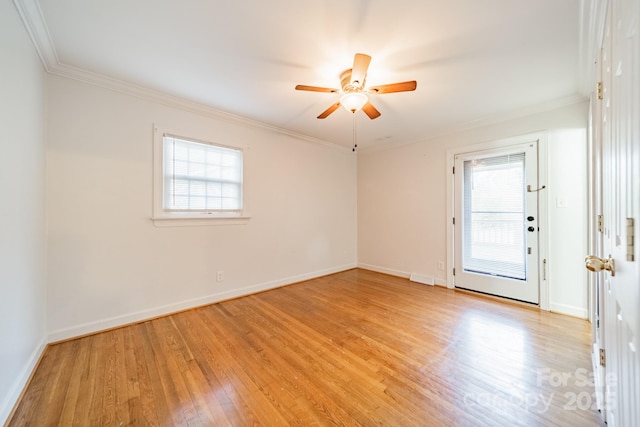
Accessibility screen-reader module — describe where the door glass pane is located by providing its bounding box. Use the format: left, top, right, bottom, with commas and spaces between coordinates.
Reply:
463, 153, 526, 280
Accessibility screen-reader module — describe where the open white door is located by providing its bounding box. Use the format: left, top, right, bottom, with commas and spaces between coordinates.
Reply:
587, 0, 640, 424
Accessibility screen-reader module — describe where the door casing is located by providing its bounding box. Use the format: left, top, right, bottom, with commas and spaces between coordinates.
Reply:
446, 132, 550, 310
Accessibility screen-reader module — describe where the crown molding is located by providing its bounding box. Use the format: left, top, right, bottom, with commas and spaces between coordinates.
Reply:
12, 0, 57, 72
12, 0, 347, 152
50, 63, 346, 151
361, 93, 588, 154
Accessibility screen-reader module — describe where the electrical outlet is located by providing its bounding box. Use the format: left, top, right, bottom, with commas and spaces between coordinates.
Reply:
216, 271, 224, 282
438, 261, 445, 271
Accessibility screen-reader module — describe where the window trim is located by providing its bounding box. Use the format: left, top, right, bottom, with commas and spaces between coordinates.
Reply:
152, 124, 251, 226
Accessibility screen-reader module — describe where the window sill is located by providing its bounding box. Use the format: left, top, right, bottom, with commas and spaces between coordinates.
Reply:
151, 213, 251, 227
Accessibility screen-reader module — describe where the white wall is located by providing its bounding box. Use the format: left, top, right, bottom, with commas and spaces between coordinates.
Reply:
547, 128, 589, 317
46, 75, 357, 340
0, 1, 48, 423
358, 101, 589, 317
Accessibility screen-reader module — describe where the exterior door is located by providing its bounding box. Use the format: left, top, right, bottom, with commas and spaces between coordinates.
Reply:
588, 0, 640, 424
454, 141, 539, 304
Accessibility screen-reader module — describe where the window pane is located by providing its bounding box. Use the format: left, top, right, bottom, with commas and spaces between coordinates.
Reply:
173, 145, 189, 161
189, 146, 205, 162
206, 151, 221, 165
221, 153, 236, 167
189, 162, 206, 178
222, 197, 240, 210
206, 197, 222, 210
174, 179, 189, 196
190, 180, 206, 196
173, 196, 190, 209
190, 196, 206, 209
463, 153, 526, 280
163, 135, 243, 212
206, 165, 221, 179
222, 183, 239, 198
173, 161, 189, 176
207, 182, 222, 197
221, 167, 237, 180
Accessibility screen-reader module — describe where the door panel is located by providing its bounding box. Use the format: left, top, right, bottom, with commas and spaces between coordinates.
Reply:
590, 0, 640, 424
454, 141, 539, 304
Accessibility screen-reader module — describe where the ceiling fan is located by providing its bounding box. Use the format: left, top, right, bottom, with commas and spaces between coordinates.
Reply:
295, 53, 417, 120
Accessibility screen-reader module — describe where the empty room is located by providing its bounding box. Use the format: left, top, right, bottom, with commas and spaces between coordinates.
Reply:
2, 0, 639, 425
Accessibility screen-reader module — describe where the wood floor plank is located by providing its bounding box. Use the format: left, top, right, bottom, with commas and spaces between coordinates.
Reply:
147, 317, 198, 426
197, 304, 295, 425
39, 339, 78, 425
137, 321, 177, 425
183, 309, 250, 426
238, 298, 385, 425
57, 335, 90, 425
170, 312, 233, 426
209, 304, 356, 425
7, 269, 604, 426
86, 331, 107, 425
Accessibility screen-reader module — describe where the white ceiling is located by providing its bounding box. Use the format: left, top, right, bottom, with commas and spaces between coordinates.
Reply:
22, 0, 585, 149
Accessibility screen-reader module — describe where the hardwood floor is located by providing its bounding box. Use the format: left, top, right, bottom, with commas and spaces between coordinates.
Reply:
8, 269, 603, 426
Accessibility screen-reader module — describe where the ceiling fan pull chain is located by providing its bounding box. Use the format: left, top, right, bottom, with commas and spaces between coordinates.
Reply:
352, 113, 358, 152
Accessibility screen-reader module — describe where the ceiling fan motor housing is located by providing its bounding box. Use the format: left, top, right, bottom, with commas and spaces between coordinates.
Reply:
340, 69, 364, 93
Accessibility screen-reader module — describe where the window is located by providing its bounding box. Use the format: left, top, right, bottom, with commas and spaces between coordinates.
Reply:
153, 126, 249, 225
163, 135, 243, 211
462, 152, 526, 280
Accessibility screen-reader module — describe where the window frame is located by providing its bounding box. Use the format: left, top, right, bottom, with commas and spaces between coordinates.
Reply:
152, 125, 250, 226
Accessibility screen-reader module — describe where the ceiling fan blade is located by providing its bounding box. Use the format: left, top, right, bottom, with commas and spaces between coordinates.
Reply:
295, 84, 339, 93
368, 80, 417, 94
362, 102, 381, 120
350, 53, 371, 88
317, 102, 341, 119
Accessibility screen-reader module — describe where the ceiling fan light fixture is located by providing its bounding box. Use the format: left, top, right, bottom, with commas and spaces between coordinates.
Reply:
295, 53, 416, 120
340, 92, 368, 113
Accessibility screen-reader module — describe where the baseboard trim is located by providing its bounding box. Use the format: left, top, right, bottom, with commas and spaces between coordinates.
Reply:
48, 263, 356, 343
409, 273, 434, 286
1, 337, 47, 426
434, 277, 447, 287
358, 264, 448, 287
357, 263, 411, 279
549, 302, 589, 319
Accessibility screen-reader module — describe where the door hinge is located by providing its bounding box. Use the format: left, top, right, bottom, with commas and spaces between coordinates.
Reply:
453, 166, 455, 174
453, 217, 455, 225
453, 268, 456, 276
597, 81, 604, 100
597, 214, 604, 233
599, 348, 606, 367
627, 218, 635, 261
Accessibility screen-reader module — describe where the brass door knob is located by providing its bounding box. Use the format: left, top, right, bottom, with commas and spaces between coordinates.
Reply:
585, 255, 615, 276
